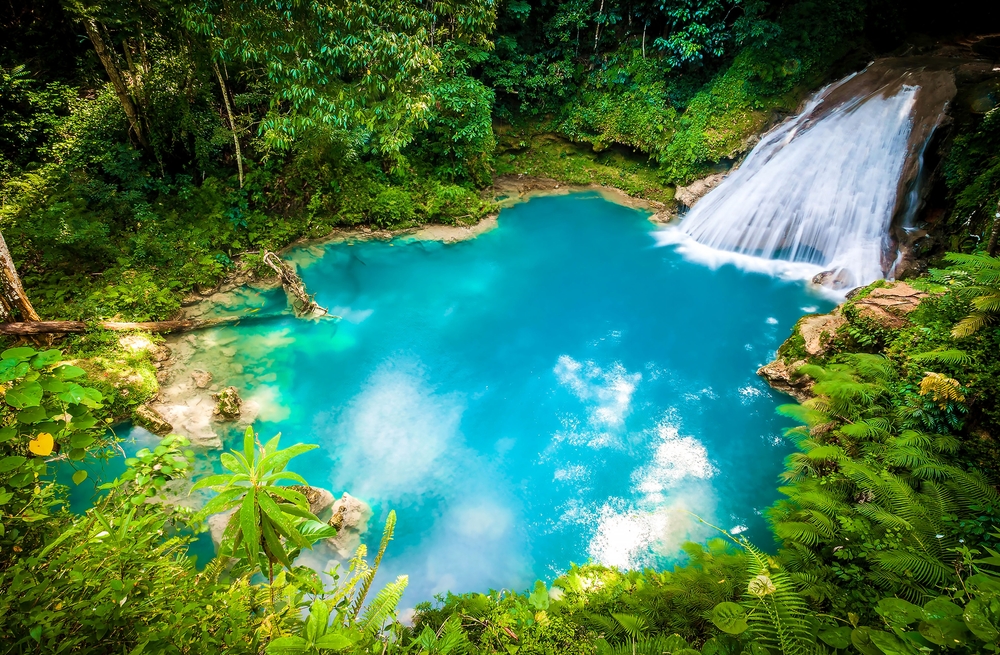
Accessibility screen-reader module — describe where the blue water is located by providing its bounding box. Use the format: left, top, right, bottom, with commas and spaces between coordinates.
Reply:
125, 192, 834, 606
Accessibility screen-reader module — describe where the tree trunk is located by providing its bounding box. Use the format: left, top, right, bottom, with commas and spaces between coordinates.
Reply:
0, 314, 284, 336
213, 61, 244, 188
988, 197, 1000, 257
0, 231, 40, 322
594, 0, 605, 53
83, 19, 147, 147
642, 22, 647, 59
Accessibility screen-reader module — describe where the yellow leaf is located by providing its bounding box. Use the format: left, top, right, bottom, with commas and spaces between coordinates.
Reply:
28, 432, 54, 457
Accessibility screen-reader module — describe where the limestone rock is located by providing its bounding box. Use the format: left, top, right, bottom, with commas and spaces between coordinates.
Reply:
151, 344, 172, 363
208, 508, 236, 548
288, 485, 336, 518
134, 404, 173, 435
799, 310, 846, 356
852, 282, 928, 330
757, 359, 813, 402
191, 369, 213, 389
327, 493, 373, 558
213, 386, 242, 420
812, 268, 855, 291
674, 172, 727, 209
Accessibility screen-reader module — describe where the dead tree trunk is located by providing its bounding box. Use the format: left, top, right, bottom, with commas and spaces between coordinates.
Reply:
263, 251, 328, 317
0, 314, 283, 336
0, 231, 40, 322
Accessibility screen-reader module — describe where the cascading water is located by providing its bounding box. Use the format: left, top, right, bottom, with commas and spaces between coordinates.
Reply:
657, 60, 957, 292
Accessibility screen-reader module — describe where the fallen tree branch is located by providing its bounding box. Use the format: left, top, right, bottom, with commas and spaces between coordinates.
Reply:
0, 314, 285, 336
262, 251, 328, 317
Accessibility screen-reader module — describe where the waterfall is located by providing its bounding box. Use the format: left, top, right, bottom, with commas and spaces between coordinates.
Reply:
656, 60, 956, 292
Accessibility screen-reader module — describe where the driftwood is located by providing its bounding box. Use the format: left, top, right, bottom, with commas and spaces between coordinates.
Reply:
0, 314, 283, 336
262, 251, 328, 317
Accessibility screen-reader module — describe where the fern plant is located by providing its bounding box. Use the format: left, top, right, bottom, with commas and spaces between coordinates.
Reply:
940, 252, 1000, 337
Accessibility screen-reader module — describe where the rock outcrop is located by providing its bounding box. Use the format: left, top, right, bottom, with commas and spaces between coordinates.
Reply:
208, 508, 236, 548
191, 369, 213, 389
327, 493, 373, 558
213, 386, 242, 420
133, 404, 173, 435
288, 485, 335, 518
850, 282, 928, 329
799, 310, 847, 357
675, 172, 727, 209
757, 359, 814, 403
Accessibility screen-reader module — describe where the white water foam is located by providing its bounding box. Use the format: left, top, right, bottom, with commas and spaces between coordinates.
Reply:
657, 76, 923, 291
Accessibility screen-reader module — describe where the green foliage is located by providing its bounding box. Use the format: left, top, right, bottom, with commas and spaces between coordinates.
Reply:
190, 426, 326, 579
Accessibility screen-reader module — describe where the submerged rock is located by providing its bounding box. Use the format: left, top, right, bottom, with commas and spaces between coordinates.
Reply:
757, 359, 814, 403
288, 485, 335, 518
191, 369, 213, 389
812, 268, 855, 291
134, 404, 173, 435
327, 493, 373, 558
213, 386, 242, 420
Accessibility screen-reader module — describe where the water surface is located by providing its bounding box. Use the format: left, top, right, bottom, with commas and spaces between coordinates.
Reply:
127, 193, 834, 606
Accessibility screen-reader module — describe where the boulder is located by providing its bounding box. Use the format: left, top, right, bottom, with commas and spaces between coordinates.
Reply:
674, 172, 727, 209
852, 282, 928, 329
191, 369, 213, 389
208, 508, 236, 548
133, 404, 173, 435
799, 311, 846, 356
213, 386, 242, 420
757, 359, 813, 402
288, 485, 336, 518
327, 493, 373, 558
812, 268, 855, 291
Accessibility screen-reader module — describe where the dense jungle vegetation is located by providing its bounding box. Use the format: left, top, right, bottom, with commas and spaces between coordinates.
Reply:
3, 0, 1000, 653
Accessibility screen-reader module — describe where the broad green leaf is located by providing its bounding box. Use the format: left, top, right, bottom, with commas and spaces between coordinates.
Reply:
918, 618, 967, 647
314, 633, 354, 650
241, 489, 260, 563
266, 485, 309, 508
0, 456, 27, 473
923, 597, 963, 620
869, 630, 918, 655
261, 518, 291, 567
258, 491, 310, 549
851, 627, 886, 655
243, 426, 256, 464
2, 347, 37, 360
54, 365, 86, 380
305, 600, 330, 642
199, 489, 245, 520
266, 635, 309, 655
0, 360, 29, 383
298, 519, 337, 542
17, 406, 47, 423
963, 598, 1000, 642
818, 626, 852, 649
0, 427, 15, 443
220, 452, 244, 474
528, 580, 549, 610
5, 381, 43, 408
70, 434, 95, 449
72, 470, 88, 485
30, 349, 63, 368
190, 474, 238, 492
711, 602, 748, 635
259, 443, 317, 475
877, 598, 925, 627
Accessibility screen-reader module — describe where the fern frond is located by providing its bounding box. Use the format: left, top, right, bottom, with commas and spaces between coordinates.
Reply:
359, 575, 408, 637
873, 550, 951, 587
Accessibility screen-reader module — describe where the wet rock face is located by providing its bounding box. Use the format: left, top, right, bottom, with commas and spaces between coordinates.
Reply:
213, 386, 242, 420
812, 268, 855, 291
134, 404, 173, 435
326, 493, 373, 558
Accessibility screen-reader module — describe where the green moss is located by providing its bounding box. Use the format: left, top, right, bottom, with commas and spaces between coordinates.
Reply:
495, 130, 676, 205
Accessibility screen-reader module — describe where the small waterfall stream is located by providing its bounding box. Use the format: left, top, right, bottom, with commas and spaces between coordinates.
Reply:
658, 60, 957, 292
